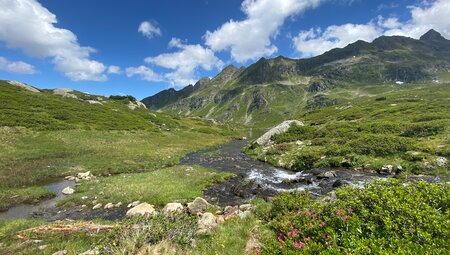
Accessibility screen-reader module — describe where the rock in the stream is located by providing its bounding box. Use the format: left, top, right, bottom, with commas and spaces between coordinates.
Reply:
52, 250, 67, 255
253, 120, 304, 147
317, 171, 337, 179
197, 212, 217, 235
379, 165, 394, 175
127, 201, 140, 208
92, 203, 102, 210
64, 176, 76, 181
163, 203, 183, 215
104, 203, 114, 209
126, 203, 157, 218
332, 179, 343, 188
436, 157, 448, 167
188, 197, 211, 214
62, 187, 75, 195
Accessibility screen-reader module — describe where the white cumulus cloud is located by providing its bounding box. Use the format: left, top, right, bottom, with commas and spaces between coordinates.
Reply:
107, 65, 121, 74
138, 21, 162, 38
144, 38, 224, 86
0, 0, 108, 81
0, 56, 36, 74
125, 65, 162, 82
293, 0, 450, 57
205, 0, 323, 63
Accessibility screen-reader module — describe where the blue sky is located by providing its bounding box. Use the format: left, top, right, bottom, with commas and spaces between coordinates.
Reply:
0, 0, 449, 99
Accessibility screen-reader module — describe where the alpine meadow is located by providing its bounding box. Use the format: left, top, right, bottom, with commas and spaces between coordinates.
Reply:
0, 0, 449, 254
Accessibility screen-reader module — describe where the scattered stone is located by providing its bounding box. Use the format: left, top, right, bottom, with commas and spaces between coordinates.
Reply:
197, 213, 217, 235
436, 157, 447, 167
163, 203, 183, 215
81, 196, 88, 200
104, 203, 114, 209
216, 215, 225, 225
188, 197, 211, 214
332, 179, 343, 188
238, 210, 252, 219
126, 203, 157, 218
127, 101, 147, 110
52, 250, 67, 255
92, 203, 102, 210
81, 205, 87, 208
239, 204, 254, 211
87, 100, 102, 105
424, 161, 434, 169
127, 201, 140, 208
77, 171, 92, 181
64, 176, 76, 181
38, 245, 48, 250
317, 171, 337, 179
62, 187, 75, 195
379, 165, 394, 175
115, 202, 122, 208
79, 247, 100, 255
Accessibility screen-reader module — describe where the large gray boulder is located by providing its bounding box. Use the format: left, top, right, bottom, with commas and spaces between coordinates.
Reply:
254, 120, 304, 147
126, 203, 157, 217
53, 88, 77, 99
188, 197, 211, 214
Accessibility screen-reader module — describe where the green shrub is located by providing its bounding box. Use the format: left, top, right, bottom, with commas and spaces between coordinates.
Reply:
349, 134, 415, 156
104, 213, 197, 254
401, 122, 447, 137
258, 180, 450, 254
292, 147, 325, 171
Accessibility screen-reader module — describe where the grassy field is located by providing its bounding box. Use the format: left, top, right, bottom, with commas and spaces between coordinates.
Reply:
246, 83, 450, 176
0, 81, 235, 210
61, 165, 234, 207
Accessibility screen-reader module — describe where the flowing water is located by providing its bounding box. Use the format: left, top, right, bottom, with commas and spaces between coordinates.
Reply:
0, 180, 75, 219
181, 140, 384, 205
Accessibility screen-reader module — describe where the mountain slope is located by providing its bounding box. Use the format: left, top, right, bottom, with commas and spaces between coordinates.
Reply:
142, 30, 450, 127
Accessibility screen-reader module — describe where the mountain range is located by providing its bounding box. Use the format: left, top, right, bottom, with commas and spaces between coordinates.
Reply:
142, 29, 450, 127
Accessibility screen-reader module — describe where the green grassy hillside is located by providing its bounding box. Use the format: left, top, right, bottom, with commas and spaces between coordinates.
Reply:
246, 82, 450, 176
0, 81, 234, 210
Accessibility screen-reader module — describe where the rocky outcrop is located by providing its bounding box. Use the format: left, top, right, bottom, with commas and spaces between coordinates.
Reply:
7, 80, 40, 93
197, 212, 217, 235
163, 203, 183, 215
254, 120, 304, 147
53, 88, 77, 99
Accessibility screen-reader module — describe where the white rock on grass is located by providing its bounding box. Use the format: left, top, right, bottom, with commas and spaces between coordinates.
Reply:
127, 201, 140, 208
437, 157, 448, 167
239, 204, 254, 211
79, 247, 100, 255
115, 202, 122, 208
163, 203, 183, 215
126, 203, 157, 218
92, 203, 102, 210
61, 187, 75, 195
104, 203, 114, 209
7, 80, 40, 93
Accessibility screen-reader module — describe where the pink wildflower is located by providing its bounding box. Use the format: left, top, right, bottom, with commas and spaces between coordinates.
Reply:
288, 230, 299, 236
293, 241, 305, 249
255, 248, 261, 254
313, 214, 318, 220
337, 209, 342, 216
309, 223, 314, 229
319, 221, 326, 227
347, 207, 353, 212
305, 236, 311, 241
279, 245, 283, 250
306, 211, 312, 218
278, 234, 285, 242
343, 216, 347, 223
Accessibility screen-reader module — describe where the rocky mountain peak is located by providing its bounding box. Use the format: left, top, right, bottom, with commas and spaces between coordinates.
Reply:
420, 29, 448, 42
